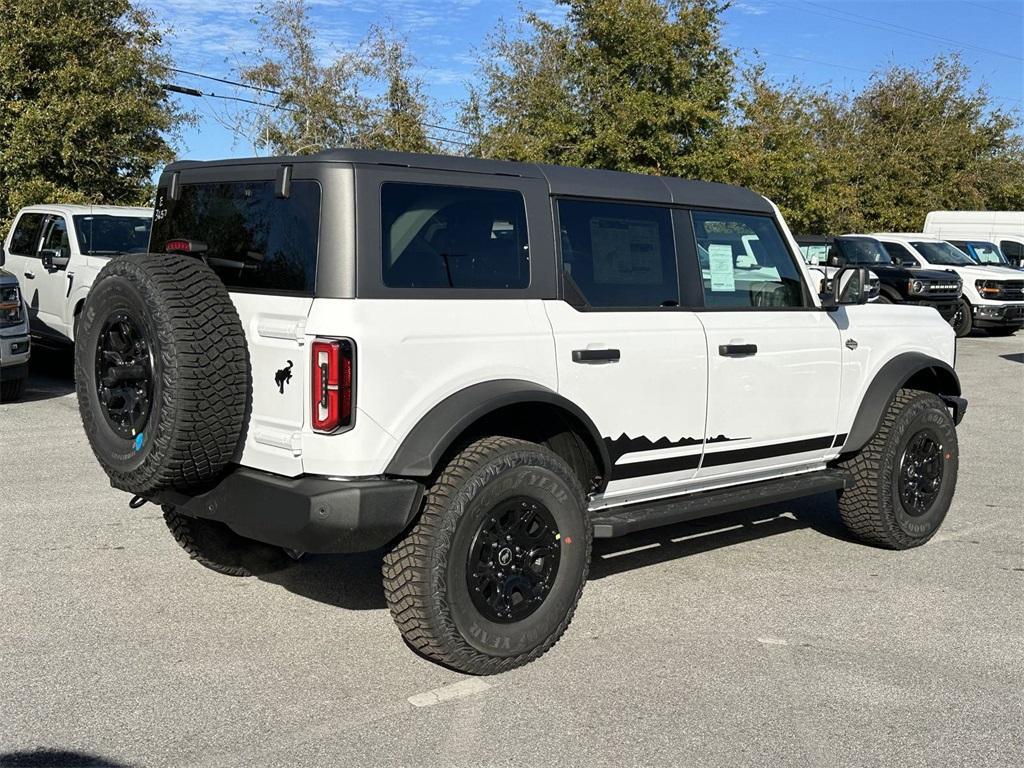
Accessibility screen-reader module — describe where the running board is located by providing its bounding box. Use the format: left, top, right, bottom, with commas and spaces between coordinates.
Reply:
591, 470, 851, 538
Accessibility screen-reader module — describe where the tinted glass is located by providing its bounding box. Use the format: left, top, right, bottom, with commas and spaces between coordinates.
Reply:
1000, 240, 1023, 260
691, 211, 805, 308
9, 213, 47, 256
557, 199, 678, 308
835, 237, 892, 265
152, 180, 321, 293
381, 183, 529, 289
967, 240, 1007, 265
880, 241, 917, 265
74, 215, 151, 255
910, 241, 973, 266
41, 217, 70, 257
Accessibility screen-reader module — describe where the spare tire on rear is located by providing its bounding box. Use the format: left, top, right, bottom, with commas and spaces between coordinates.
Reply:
75, 254, 249, 496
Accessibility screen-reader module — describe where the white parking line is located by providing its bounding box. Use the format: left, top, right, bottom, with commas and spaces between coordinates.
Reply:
408, 678, 492, 708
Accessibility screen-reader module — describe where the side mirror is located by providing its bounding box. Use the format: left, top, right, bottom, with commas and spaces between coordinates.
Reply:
831, 266, 872, 306
901, 259, 917, 267
40, 248, 70, 271
826, 253, 844, 268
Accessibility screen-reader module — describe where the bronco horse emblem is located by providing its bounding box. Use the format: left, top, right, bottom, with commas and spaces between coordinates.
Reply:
275, 361, 293, 394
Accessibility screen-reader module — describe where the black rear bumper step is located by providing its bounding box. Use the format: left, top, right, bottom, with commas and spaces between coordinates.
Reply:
591, 469, 851, 538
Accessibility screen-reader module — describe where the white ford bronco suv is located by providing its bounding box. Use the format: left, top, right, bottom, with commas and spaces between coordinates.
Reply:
74, 151, 967, 674
2, 204, 152, 343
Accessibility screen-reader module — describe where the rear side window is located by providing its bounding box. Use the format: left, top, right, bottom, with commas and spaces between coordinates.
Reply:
8, 213, 47, 256
556, 199, 678, 308
691, 211, 806, 308
381, 183, 529, 289
151, 180, 321, 294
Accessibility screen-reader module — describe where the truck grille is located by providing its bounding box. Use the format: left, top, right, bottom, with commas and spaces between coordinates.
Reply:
998, 281, 1024, 300
924, 281, 961, 298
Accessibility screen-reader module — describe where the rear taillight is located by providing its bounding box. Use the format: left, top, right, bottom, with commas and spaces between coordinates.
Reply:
311, 338, 354, 432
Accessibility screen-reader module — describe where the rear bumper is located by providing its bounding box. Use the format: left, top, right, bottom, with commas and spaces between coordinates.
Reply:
155, 468, 424, 554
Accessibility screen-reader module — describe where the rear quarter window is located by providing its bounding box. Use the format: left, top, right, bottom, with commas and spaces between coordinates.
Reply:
151, 180, 321, 294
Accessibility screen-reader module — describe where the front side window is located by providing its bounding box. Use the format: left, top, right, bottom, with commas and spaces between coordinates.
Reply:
556, 199, 678, 308
1000, 240, 1023, 261
8, 213, 47, 256
74, 215, 151, 256
692, 211, 806, 308
835, 237, 891, 265
880, 241, 918, 266
41, 217, 70, 258
910, 241, 974, 266
151, 180, 321, 294
381, 183, 529, 289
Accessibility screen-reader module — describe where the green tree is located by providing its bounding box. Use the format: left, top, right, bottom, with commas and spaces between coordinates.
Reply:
0, 0, 182, 229
239, 1, 433, 154
468, 0, 733, 176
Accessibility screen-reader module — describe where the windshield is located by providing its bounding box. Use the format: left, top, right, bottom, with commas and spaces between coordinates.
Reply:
910, 241, 974, 266
967, 241, 1009, 265
835, 237, 891, 265
799, 244, 829, 265
73, 215, 152, 255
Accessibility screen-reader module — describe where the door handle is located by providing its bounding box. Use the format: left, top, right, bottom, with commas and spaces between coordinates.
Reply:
719, 343, 757, 357
572, 348, 620, 363
24, 271, 35, 279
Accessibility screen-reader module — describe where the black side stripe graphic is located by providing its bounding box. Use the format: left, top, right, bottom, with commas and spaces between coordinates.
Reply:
610, 434, 840, 480
832, 433, 848, 448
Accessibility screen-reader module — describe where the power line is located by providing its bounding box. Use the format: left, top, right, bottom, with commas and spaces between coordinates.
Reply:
774, 0, 1024, 63
164, 84, 475, 148
962, 1, 1024, 20
167, 65, 479, 137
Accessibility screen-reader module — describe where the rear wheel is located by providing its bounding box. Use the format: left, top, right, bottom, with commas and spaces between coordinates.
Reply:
163, 507, 288, 577
836, 389, 958, 549
951, 299, 973, 337
382, 437, 591, 675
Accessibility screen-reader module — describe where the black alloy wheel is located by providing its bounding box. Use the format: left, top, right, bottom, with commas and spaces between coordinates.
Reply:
467, 497, 562, 623
95, 311, 153, 439
897, 428, 945, 516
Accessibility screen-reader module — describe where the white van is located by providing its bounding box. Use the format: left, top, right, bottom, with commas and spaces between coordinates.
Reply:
923, 211, 1024, 267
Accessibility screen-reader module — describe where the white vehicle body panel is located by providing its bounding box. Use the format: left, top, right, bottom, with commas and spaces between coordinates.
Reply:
2, 204, 153, 342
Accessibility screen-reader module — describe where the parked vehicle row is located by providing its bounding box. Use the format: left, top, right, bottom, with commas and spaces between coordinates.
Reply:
0, 267, 31, 401
924, 210, 1024, 267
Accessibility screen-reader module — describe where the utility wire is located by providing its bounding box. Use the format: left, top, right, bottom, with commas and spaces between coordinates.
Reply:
781, 0, 1023, 62
164, 84, 475, 148
168, 65, 479, 137
962, 1, 1024, 20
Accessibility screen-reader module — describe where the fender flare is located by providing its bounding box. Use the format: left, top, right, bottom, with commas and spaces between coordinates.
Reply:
384, 379, 611, 483
841, 352, 961, 454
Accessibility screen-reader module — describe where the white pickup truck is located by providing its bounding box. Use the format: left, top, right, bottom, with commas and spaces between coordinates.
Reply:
2, 204, 152, 343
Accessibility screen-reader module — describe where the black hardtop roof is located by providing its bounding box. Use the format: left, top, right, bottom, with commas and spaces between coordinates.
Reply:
164, 149, 773, 213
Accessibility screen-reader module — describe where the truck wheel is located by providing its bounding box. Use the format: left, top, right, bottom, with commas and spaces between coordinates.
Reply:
951, 299, 972, 337
1, 375, 26, 402
836, 389, 957, 549
874, 295, 892, 304
74, 254, 249, 496
382, 437, 591, 675
163, 507, 287, 577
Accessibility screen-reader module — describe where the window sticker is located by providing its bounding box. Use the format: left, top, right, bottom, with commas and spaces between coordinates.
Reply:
590, 217, 663, 285
707, 243, 736, 291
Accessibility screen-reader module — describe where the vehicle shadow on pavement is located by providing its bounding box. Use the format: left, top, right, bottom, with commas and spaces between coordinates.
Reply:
0, 749, 132, 767
17, 344, 76, 403
1000, 352, 1024, 364
255, 549, 389, 610
590, 492, 851, 579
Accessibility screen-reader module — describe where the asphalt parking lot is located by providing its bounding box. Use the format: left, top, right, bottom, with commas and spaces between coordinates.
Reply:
1, 334, 1022, 768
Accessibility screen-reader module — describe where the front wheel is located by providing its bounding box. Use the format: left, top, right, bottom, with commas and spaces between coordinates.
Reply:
836, 389, 958, 549
951, 299, 973, 337
383, 437, 591, 675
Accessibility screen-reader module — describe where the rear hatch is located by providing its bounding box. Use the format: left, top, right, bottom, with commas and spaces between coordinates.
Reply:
150, 177, 322, 476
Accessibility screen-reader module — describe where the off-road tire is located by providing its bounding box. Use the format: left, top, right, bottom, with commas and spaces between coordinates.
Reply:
382, 437, 591, 675
951, 299, 973, 337
1, 375, 26, 402
836, 388, 958, 549
163, 507, 288, 577
875, 294, 893, 304
75, 254, 249, 496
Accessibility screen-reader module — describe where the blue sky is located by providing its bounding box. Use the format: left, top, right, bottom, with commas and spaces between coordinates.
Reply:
141, 0, 1024, 161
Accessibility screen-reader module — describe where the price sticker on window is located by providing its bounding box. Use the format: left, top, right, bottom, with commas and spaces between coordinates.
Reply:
708, 244, 736, 292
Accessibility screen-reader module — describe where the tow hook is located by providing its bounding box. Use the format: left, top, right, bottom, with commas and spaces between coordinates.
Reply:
129, 495, 149, 509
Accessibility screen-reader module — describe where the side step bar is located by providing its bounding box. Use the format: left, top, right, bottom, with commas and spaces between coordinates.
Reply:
591, 469, 852, 538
